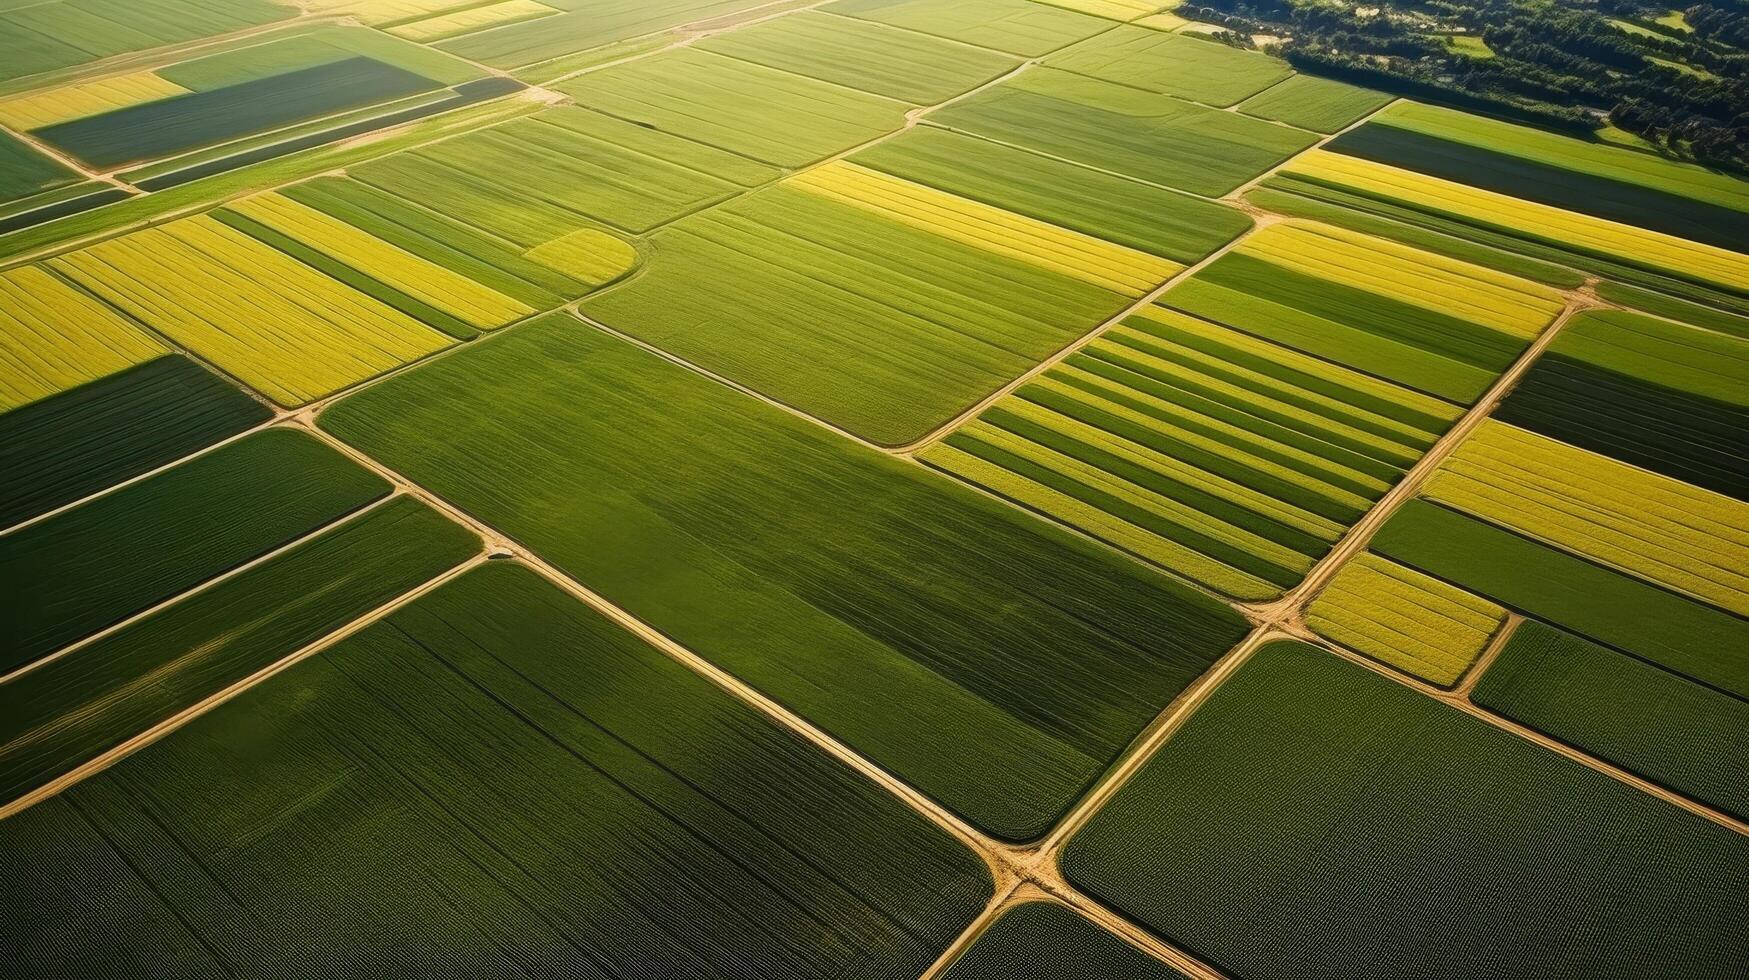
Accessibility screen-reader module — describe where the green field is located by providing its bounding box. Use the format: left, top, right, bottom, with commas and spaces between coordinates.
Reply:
321, 316, 1248, 839
0, 130, 78, 203
1235, 74, 1393, 133
1047, 27, 1292, 107
0, 562, 989, 975
1475, 621, 1749, 821
823, 0, 1112, 56
944, 902, 1185, 979
0, 429, 386, 671
1063, 641, 1749, 978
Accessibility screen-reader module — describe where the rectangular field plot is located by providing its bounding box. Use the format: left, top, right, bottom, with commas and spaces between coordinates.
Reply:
349, 106, 775, 240
0, 495, 476, 806
1062, 641, 1749, 978
852, 127, 1252, 263
1425, 420, 1749, 617
1234, 73, 1392, 133
695, 11, 1020, 104
1330, 101, 1749, 253
1160, 220, 1564, 403
920, 306, 1460, 600
320, 317, 1248, 840
1306, 553, 1506, 686
50, 214, 456, 406
1475, 620, 1749, 821
944, 902, 1184, 980
0, 0, 289, 85
0, 264, 165, 413
387, 0, 558, 41
0, 355, 269, 530
0, 563, 988, 976
0, 70, 188, 132
1046, 27, 1292, 107
1282, 149, 1749, 296
1495, 309, 1749, 500
1372, 500, 1749, 702
436, 0, 774, 68
555, 47, 908, 168
1, 428, 386, 673
582, 172, 1154, 445
0, 130, 79, 204
930, 68, 1318, 197
823, 0, 1112, 57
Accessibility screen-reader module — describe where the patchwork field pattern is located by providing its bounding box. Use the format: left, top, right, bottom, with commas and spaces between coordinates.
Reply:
3, 0, 1749, 975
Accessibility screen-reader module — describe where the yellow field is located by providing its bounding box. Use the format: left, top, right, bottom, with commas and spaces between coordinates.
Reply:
1307, 553, 1506, 687
388, 0, 556, 41
50, 216, 452, 406
0, 71, 186, 131
1237, 219, 1565, 337
230, 192, 534, 328
0, 266, 164, 412
303, 0, 474, 24
1133, 10, 1190, 30
789, 161, 1182, 297
525, 228, 637, 287
1427, 420, 1749, 616
1285, 149, 1749, 293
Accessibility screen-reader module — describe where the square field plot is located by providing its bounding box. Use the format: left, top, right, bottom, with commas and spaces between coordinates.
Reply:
582, 167, 1180, 445
320, 316, 1249, 840
1, 563, 990, 977
1062, 641, 1749, 978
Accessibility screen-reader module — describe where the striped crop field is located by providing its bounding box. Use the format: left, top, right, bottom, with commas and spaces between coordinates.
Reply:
49, 215, 454, 406
1425, 420, 1749, 617
0, 265, 164, 413
920, 306, 1458, 599
1305, 552, 1507, 686
1283, 149, 1749, 294
4, 0, 1749, 973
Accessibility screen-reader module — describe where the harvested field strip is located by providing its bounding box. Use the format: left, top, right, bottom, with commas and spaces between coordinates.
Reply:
0, 562, 989, 976
581, 183, 1127, 445
1474, 620, 1749, 821
695, 10, 1020, 104
1062, 641, 1749, 979
1372, 500, 1749, 701
1234, 74, 1391, 133
789, 161, 1182, 296
0, 70, 186, 131
1495, 309, 1749, 500
523, 228, 637, 286
1045, 26, 1291, 107
50, 215, 453, 406
821, 0, 1113, 58
0, 429, 386, 673
322, 316, 1249, 840
928, 68, 1318, 198
923, 308, 1448, 599
1306, 552, 1507, 686
0, 356, 269, 530
1233, 220, 1564, 338
35, 56, 443, 169
1427, 420, 1749, 616
387, 0, 556, 41
944, 902, 1186, 979
554, 47, 909, 168
0, 265, 164, 413
852, 127, 1252, 263
1285, 149, 1749, 294
1329, 121, 1749, 254
281, 177, 580, 306
228, 192, 534, 328
0, 495, 478, 807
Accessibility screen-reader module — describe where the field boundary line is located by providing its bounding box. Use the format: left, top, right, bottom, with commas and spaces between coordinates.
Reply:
0, 551, 487, 821
0, 489, 396, 686
292, 420, 1024, 890
1451, 612, 1521, 697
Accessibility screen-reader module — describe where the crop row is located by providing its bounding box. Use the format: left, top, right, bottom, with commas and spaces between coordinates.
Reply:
1305, 552, 1507, 686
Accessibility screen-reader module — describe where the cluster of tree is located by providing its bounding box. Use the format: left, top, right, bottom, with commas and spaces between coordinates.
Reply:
1188, 0, 1749, 171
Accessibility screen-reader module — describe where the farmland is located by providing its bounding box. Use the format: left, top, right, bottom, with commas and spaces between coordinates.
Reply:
2, 0, 1748, 975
